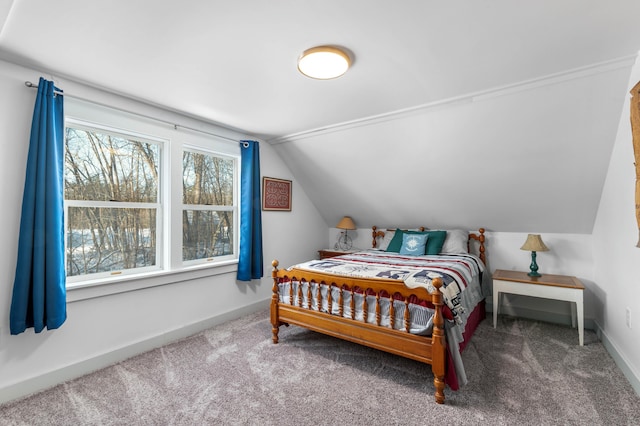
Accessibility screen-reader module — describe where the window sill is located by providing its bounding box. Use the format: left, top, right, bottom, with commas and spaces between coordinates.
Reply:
66, 260, 239, 302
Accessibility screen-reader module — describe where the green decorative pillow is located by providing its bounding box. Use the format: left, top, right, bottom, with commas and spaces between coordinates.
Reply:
385, 230, 409, 253
423, 230, 447, 255
386, 229, 447, 255
399, 233, 429, 256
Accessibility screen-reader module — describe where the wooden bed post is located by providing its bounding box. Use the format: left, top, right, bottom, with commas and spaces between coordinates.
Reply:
271, 260, 281, 344
469, 228, 486, 264
371, 226, 378, 248
430, 277, 446, 404
477, 228, 486, 264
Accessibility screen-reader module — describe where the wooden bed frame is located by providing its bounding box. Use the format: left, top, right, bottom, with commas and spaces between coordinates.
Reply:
270, 227, 486, 404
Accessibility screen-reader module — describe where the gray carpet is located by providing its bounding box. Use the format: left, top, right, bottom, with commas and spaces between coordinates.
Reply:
1, 309, 639, 425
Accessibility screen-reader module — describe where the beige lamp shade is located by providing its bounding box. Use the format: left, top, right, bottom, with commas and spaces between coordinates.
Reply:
336, 216, 356, 230
520, 234, 549, 252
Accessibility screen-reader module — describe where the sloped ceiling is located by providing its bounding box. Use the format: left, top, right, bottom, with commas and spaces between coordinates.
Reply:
273, 63, 633, 233
1, 1, 640, 233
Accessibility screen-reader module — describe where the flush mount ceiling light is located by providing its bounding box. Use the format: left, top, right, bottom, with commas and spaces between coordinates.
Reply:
297, 46, 351, 80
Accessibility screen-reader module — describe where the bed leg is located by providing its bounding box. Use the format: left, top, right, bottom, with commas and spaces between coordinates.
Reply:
271, 260, 281, 344
431, 277, 446, 404
271, 309, 280, 344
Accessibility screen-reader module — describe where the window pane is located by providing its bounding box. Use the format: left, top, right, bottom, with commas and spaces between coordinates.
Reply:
182, 210, 233, 261
65, 127, 159, 202
67, 207, 157, 276
182, 151, 234, 206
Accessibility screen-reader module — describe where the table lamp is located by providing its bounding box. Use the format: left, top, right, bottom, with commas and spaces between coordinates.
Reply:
336, 216, 356, 250
520, 234, 549, 277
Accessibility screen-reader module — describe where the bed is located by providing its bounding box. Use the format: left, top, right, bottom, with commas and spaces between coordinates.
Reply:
270, 227, 487, 404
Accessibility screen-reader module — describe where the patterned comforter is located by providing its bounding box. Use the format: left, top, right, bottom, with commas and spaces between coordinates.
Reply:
288, 249, 485, 324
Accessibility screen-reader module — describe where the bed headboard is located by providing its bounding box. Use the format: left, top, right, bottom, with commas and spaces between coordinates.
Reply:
371, 226, 486, 264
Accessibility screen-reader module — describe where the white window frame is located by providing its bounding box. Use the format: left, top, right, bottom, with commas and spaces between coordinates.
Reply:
64, 119, 166, 284
63, 98, 240, 294
181, 145, 238, 266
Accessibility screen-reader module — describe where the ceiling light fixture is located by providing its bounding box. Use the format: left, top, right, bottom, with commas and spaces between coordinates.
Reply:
297, 46, 351, 80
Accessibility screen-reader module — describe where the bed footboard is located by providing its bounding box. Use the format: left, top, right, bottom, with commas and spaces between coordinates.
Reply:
270, 259, 447, 404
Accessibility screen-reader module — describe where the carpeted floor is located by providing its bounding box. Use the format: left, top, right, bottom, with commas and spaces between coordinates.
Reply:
1, 310, 639, 425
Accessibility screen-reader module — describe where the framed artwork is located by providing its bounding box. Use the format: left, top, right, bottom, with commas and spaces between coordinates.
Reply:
262, 177, 292, 211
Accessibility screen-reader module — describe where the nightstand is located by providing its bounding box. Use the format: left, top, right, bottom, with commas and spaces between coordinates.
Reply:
318, 249, 358, 259
492, 269, 585, 346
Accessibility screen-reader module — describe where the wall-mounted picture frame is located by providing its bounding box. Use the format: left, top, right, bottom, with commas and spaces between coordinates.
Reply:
262, 177, 292, 211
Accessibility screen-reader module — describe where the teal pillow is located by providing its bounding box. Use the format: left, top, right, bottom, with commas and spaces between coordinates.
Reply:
399, 233, 428, 256
385, 230, 407, 253
423, 230, 447, 255
386, 229, 447, 255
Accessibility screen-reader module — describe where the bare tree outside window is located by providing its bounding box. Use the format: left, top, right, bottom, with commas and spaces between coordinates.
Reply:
65, 126, 160, 277
182, 150, 234, 261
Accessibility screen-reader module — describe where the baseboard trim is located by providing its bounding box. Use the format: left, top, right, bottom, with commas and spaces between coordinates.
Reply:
0, 299, 270, 405
593, 321, 640, 397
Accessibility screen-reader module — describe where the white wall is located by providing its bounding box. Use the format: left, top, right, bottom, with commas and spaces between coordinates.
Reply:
0, 60, 328, 403
592, 53, 640, 394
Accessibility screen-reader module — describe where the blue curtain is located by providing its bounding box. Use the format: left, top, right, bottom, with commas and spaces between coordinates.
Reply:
237, 140, 263, 281
10, 77, 66, 335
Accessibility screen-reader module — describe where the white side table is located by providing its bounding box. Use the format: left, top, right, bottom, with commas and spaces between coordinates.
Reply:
492, 269, 585, 346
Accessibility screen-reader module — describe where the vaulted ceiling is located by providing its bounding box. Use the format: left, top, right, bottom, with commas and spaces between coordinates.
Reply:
2, 1, 640, 233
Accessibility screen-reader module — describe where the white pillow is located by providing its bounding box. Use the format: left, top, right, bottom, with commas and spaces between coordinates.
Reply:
439, 229, 468, 254
377, 230, 395, 250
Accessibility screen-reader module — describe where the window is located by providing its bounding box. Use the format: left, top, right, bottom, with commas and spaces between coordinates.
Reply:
63, 99, 240, 286
64, 122, 163, 279
182, 149, 236, 263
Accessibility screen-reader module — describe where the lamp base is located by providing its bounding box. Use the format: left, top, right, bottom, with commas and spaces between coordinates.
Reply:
528, 250, 541, 277
337, 232, 352, 250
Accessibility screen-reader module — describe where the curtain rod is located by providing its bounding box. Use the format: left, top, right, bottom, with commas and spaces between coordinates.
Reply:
24, 81, 241, 144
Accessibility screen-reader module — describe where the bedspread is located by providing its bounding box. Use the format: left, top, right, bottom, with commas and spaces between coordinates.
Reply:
288, 250, 484, 324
